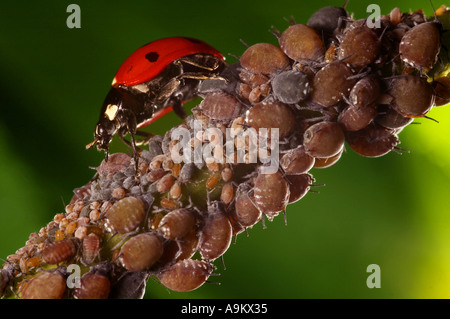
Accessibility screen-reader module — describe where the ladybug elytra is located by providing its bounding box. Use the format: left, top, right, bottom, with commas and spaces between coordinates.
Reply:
87, 37, 226, 158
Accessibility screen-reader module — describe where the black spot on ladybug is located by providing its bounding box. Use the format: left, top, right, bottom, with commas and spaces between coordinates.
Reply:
145, 52, 159, 63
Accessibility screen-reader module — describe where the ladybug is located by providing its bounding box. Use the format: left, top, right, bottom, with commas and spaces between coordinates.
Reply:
87, 37, 226, 158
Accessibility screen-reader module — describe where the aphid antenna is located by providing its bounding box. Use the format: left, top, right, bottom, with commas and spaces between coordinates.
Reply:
220, 255, 227, 270
269, 25, 281, 39
239, 39, 250, 48
283, 15, 296, 26
342, 0, 349, 9
227, 52, 241, 61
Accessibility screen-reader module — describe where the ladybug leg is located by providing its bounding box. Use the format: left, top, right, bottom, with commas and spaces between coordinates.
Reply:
171, 97, 187, 119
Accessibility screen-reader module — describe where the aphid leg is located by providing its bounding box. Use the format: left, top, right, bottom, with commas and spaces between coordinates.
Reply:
269, 26, 281, 39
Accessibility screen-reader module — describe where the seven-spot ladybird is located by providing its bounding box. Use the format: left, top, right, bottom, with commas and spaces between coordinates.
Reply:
87, 37, 226, 157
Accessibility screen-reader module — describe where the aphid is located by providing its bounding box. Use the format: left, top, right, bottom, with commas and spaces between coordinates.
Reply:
345, 123, 399, 157
349, 75, 382, 108
120, 233, 164, 271
271, 70, 310, 104
337, 24, 380, 71
159, 209, 195, 240
389, 75, 434, 118
87, 37, 225, 157
303, 121, 345, 158
21, 271, 66, 299
280, 146, 315, 175
338, 103, 377, 132
433, 76, 450, 106
160, 198, 179, 210
169, 182, 182, 199
285, 173, 315, 204
220, 182, 234, 205
178, 163, 197, 183
146, 167, 166, 183
313, 148, 344, 169
158, 259, 213, 292
206, 173, 221, 190
73, 268, 111, 299
307, 5, 348, 35
0, 265, 14, 296
199, 202, 233, 260
109, 271, 148, 299
240, 43, 290, 75
234, 183, 262, 227
200, 92, 242, 121
42, 239, 76, 265
246, 101, 296, 138
374, 105, 413, 129
310, 61, 356, 107
96, 152, 132, 176
221, 167, 233, 182
105, 196, 145, 234
82, 233, 101, 265
111, 187, 126, 200
399, 17, 441, 73
156, 173, 175, 193
279, 24, 325, 62
253, 169, 290, 221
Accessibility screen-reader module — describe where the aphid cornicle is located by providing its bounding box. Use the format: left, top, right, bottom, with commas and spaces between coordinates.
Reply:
87, 37, 226, 157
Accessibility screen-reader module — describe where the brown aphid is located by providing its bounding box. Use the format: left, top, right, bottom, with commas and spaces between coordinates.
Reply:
42, 239, 76, 265
160, 198, 179, 210
199, 202, 233, 261
240, 43, 290, 75
350, 75, 382, 108
120, 233, 164, 271
285, 173, 315, 204
158, 259, 213, 292
147, 168, 166, 182
21, 271, 66, 299
157, 173, 175, 193
97, 152, 131, 175
234, 183, 261, 227
221, 167, 233, 182
313, 148, 344, 169
169, 182, 182, 199
159, 229, 199, 264
434, 76, 450, 106
73, 271, 111, 299
310, 62, 356, 107
200, 92, 242, 121
389, 75, 434, 118
337, 25, 380, 70
399, 21, 441, 73
206, 173, 221, 189
220, 182, 234, 205
303, 121, 345, 158
105, 197, 145, 234
279, 24, 325, 62
159, 209, 195, 240
280, 146, 315, 175
375, 105, 413, 129
253, 170, 290, 221
345, 123, 399, 158
246, 102, 296, 138
338, 103, 377, 132
82, 233, 101, 265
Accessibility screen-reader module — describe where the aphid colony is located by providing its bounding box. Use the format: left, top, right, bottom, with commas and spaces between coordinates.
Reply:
2, 4, 450, 299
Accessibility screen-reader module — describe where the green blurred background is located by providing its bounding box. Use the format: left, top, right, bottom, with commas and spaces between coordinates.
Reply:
1, 0, 449, 299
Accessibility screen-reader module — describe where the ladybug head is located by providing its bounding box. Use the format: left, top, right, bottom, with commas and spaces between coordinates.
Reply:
86, 87, 123, 155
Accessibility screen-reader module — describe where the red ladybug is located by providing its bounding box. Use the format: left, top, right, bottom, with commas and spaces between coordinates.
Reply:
87, 37, 226, 157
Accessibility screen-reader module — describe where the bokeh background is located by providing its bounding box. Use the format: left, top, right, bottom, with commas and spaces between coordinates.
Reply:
1, 0, 449, 299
